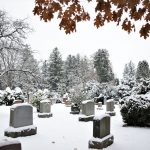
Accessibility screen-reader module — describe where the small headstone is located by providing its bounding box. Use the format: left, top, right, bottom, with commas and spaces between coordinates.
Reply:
38, 99, 52, 118
63, 93, 69, 103
70, 103, 80, 114
13, 99, 23, 104
28, 92, 33, 103
50, 98, 56, 105
97, 102, 103, 110
0, 139, 21, 150
106, 99, 116, 116
79, 100, 95, 121
65, 100, 72, 107
89, 114, 114, 149
4, 103, 37, 138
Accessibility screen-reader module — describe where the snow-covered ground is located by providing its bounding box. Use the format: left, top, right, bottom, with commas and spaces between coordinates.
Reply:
0, 104, 150, 150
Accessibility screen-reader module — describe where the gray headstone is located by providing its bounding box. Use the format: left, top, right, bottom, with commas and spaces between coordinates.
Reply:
28, 92, 33, 103
82, 100, 95, 116
93, 115, 110, 139
98, 102, 102, 108
40, 100, 51, 113
9, 104, 33, 128
0, 139, 21, 150
106, 100, 115, 112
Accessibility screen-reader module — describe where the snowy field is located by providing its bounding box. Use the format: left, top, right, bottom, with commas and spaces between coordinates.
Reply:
0, 104, 150, 150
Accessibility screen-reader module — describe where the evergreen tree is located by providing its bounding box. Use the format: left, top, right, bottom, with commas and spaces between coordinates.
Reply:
123, 61, 135, 80
48, 47, 63, 91
94, 49, 114, 83
136, 60, 150, 81
64, 54, 79, 90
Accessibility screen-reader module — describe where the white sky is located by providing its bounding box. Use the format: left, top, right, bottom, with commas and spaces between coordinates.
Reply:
0, 0, 150, 78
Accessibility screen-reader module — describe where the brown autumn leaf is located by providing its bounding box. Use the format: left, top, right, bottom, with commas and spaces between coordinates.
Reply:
122, 19, 132, 33
140, 23, 150, 39
94, 13, 104, 28
145, 13, 150, 21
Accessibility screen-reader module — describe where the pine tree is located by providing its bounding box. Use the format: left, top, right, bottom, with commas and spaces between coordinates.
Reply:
64, 54, 79, 90
94, 49, 114, 83
48, 47, 63, 92
136, 60, 150, 81
123, 61, 135, 80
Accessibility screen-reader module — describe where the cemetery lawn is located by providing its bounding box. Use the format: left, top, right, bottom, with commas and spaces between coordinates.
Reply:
0, 104, 150, 150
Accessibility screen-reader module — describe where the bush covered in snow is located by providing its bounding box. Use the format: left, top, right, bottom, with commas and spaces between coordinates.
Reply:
85, 80, 118, 101
132, 78, 150, 95
120, 95, 150, 127
13, 87, 25, 101
0, 87, 25, 105
30, 89, 45, 111
69, 86, 87, 104
3, 87, 15, 106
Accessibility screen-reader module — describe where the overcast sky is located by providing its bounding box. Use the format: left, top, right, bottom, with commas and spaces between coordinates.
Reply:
1, 0, 150, 78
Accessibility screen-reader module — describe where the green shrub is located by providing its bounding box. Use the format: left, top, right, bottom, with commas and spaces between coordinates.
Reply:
120, 95, 150, 127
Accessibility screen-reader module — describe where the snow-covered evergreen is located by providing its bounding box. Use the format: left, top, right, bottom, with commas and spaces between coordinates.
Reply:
47, 47, 63, 92
136, 60, 150, 81
94, 49, 114, 83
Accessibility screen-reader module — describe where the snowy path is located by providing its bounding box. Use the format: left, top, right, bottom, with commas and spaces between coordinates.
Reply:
0, 104, 150, 150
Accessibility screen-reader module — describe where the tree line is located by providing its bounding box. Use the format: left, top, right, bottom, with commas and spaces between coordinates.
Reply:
1, 9, 149, 95
40, 48, 115, 95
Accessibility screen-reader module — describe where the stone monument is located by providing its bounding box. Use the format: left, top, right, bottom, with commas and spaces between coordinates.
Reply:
38, 99, 52, 118
106, 99, 116, 116
89, 114, 114, 149
79, 100, 95, 122
0, 139, 21, 150
4, 103, 37, 138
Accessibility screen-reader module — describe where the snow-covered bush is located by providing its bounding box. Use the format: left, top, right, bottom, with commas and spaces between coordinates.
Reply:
0, 90, 5, 105
117, 78, 136, 99
13, 87, 25, 102
117, 84, 131, 99
120, 95, 150, 127
3, 87, 15, 106
30, 89, 44, 111
85, 80, 101, 99
132, 78, 150, 95
69, 85, 87, 104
